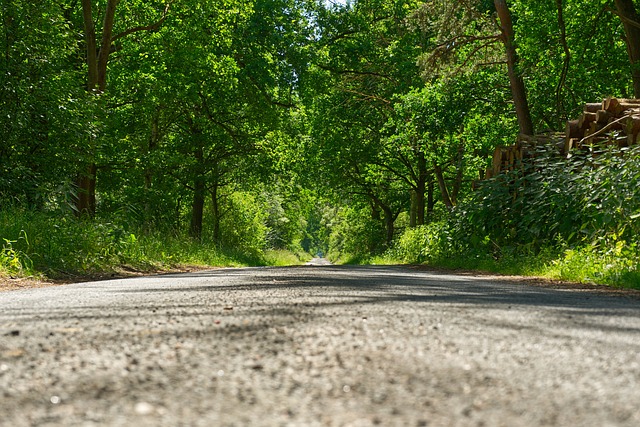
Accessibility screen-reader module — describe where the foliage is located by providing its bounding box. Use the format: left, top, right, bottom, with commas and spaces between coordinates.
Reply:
382, 144, 640, 289
3, 0, 640, 288
262, 249, 311, 266
218, 191, 269, 254
458, 144, 640, 252
327, 204, 386, 262
0, 208, 290, 279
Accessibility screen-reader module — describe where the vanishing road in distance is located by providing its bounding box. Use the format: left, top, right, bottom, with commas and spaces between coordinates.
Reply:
1, 264, 639, 426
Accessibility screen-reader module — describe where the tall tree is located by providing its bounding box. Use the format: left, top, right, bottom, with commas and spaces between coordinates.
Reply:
308, 0, 424, 244
493, 0, 534, 135
614, 0, 640, 97
76, 1, 170, 216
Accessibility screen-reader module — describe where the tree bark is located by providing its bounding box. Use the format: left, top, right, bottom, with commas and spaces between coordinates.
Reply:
78, 0, 118, 216
615, 0, 640, 97
451, 140, 465, 205
381, 204, 395, 247
427, 177, 435, 214
81, 0, 98, 92
410, 153, 427, 228
144, 107, 161, 226
190, 145, 205, 239
434, 164, 454, 209
211, 171, 221, 243
74, 163, 97, 217
415, 152, 427, 226
409, 191, 417, 228
494, 0, 534, 136
97, 0, 118, 92
76, 0, 99, 217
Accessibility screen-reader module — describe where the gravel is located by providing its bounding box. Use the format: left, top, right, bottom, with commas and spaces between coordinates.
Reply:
1, 265, 639, 426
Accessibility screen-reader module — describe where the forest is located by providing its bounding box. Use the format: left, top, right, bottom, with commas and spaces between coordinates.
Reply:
2, 0, 640, 288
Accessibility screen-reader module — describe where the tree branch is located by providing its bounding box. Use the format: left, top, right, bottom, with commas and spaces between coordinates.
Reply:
340, 88, 393, 107
608, 6, 640, 30
111, 2, 171, 43
316, 63, 394, 81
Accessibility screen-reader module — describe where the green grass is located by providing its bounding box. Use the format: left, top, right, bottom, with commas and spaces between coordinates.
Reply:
381, 245, 640, 290
262, 249, 311, 266
0, 209, 308, 282
335, 225, 640, 290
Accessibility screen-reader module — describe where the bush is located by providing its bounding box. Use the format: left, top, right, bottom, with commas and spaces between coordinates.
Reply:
389, 223, 443, 264
450, 144, 640, 257
327, 205, 385, 262
219, 191, 269, 255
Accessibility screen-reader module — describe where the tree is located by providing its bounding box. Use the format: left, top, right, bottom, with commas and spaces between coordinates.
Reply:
413, 0, 534, 135
75, 1, 170, 216
307, 0, 424, 246
494, 0, 534, 135
614, 0, 640, 97
0, 1, 81, 209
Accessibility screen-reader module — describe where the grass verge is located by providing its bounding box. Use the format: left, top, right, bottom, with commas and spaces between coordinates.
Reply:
0, 210, 309, 289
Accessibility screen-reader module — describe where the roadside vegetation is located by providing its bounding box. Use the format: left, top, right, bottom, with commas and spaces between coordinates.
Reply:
3, 1, 640, 289
0, 209, 311, 282
334, 145, 640, 289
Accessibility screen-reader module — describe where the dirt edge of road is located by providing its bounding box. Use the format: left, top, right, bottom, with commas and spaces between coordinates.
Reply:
2, 264, 640, 299
0, 265, 216, 293
405, 264, 640, 299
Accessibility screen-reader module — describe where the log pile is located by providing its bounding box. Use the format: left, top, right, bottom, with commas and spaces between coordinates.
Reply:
485, 97, 640, 179
563, 97, 640, 155
484, 133, 561, 179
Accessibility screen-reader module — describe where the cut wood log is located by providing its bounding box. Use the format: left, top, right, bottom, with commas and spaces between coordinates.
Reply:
596, 109, 614, 123
584, 103, 603, 113
626, 115, 640, 134
588, 121, 603, 135
492, 146, 506, 175
483, 98, 640, 183
604, 97, 640, 115
627, 115, 640, 145
565, 119, 581, 138
580, 114, 633, 145
578, 112, 597, 129
563, 137, 579, 155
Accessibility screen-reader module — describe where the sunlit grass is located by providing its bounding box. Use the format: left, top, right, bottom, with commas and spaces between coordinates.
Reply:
0, 209, 307, 282
262, 249, 310, 266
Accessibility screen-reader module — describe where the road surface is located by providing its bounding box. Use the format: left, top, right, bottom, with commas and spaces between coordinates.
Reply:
1, 265, 639, 426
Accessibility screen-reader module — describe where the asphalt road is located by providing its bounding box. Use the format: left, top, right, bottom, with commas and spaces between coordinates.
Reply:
1, 264, 639, 426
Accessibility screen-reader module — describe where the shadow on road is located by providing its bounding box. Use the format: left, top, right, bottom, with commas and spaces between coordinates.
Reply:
116, 265, 640, 314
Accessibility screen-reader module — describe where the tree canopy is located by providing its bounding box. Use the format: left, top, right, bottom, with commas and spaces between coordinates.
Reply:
2, 0, 640, 275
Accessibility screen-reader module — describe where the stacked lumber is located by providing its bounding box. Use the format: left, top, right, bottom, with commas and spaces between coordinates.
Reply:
485, 133, 562, 179
485, 144, 523, 179
484, 97, 640, 179
563, 97, 640, 155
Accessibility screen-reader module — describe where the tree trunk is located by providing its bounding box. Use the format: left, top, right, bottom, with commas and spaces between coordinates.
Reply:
144, 108, 161, 226
81, 0, 98, 92
434, 164, 454, 209
494, 0, 534, 136
381, 205, 395, 247
615, 0, 640, 97
190, 146, 205, 239
415, 152, 427, 226
409, 190, 417, 228
97, 0, 118, 92
211, 179, 221, 243
427, 177, 435, 214
451, 140, 465, 205
74, 163, 97, 217
78, 0, 118, 217
77, 0, 100, 217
